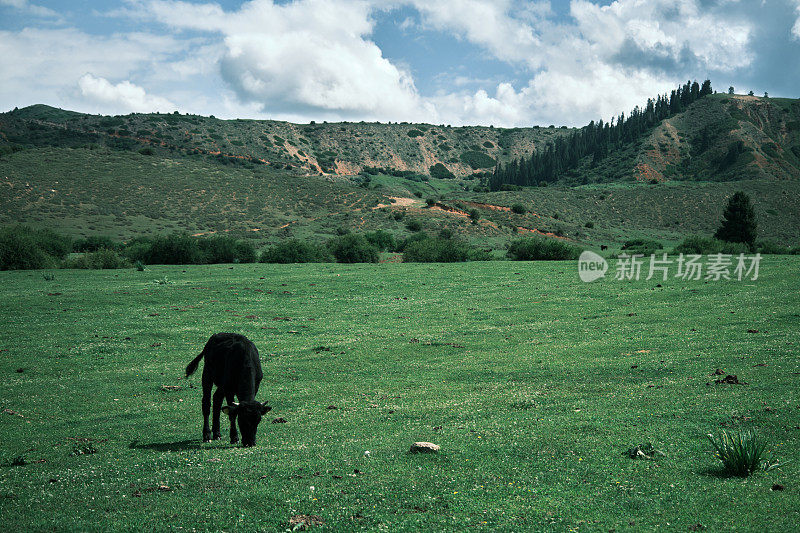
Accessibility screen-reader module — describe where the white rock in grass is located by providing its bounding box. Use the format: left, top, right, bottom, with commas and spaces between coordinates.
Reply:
409, 442, 440, 454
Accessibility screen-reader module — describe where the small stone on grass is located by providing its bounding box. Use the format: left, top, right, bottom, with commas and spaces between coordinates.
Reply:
409, 442, 440, 454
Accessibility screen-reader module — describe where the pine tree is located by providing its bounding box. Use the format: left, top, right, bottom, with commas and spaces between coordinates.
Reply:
490, 80, 713, 190
714, 191, 757, 248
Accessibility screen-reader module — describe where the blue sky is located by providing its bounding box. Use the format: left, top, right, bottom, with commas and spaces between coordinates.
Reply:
2, 0, 800, 126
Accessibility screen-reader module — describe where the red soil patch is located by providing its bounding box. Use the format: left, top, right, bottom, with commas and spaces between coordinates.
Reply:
429, 203, 469, 217
463, 201, 511, 212
634, 162, 664, 182
516, 226, 573, 241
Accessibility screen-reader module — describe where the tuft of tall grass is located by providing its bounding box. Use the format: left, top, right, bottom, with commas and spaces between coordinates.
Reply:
707, 429, 783, 477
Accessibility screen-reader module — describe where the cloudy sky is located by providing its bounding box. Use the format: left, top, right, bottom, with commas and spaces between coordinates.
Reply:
2, 0, 799, 126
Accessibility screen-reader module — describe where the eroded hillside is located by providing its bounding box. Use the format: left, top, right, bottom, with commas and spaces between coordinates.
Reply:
0, 105, 572, 180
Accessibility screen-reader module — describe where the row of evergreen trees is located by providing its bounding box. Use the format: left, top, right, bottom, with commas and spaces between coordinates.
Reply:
489, 80, 713, 190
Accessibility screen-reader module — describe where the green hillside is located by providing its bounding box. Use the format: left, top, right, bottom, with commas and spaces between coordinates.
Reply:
1, 95, 799, 251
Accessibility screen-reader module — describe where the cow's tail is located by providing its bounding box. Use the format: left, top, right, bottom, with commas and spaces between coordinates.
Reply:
185, 350, 204, 378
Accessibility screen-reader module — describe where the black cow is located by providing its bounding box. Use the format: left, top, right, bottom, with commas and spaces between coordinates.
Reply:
185, 333, 271, 447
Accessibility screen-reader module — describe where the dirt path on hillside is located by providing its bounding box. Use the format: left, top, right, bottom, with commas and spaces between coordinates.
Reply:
463, 201, 511, 212
373, 196, 418, 209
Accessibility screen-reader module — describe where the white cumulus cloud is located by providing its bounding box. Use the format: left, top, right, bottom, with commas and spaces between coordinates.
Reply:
0, 27, 186, 112
408, 0, 753, 125
568, 0, 752, 71
78, 74, 176, 113
410, 0, 545, 67
1, 0, 771, 126
128, 0, 429, 121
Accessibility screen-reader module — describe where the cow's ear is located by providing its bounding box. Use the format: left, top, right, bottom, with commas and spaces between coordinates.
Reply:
222, 403, 239, 415
260, 402, 272, 414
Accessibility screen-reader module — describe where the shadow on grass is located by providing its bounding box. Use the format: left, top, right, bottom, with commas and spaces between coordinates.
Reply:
128, 439, 224, 452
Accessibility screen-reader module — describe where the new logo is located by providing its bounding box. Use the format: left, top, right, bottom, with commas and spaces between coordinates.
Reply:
578, 250, 608, 282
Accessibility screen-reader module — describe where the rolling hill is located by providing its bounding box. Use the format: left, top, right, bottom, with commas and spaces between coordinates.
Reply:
1, 92, 798, 252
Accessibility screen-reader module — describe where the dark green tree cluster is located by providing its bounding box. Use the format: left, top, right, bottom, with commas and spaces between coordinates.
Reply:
714, 191, 757, 248
490, 80, 713, 190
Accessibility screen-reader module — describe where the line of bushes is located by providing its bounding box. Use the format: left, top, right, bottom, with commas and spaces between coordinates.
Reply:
402, 234, 490, 262
259, 230, 398, 264
260, 230, 489, 263
126, 234, 257, 265
0, 226, 259, 270
507, 236, 581, 261
672, 236, 800, 255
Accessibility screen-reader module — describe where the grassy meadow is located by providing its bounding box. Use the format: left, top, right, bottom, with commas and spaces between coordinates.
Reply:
1, 259, 798, 531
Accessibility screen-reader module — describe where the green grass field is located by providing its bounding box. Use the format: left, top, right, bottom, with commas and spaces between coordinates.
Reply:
1, 260, 798, 531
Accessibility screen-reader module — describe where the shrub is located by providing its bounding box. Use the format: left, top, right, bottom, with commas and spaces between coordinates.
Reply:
407, 129, 424, 138
198, 236, 256, 264
122, 237, 154, 263
364, 230, 396, 252
403, 236, 489, 262
429, 163, 455, 179
756, 240, 792, 255
73, 235, 118, 253
511, 203, 526, 214
507, 237, 580, 261
407, 219, 423, 232
327, 234, 379, 263
396, 231, 429, 252
426, 198, 436, 207
468, 209, 480, 221
585, 221, 595, 228
65, 249, 130, 269
0, 225, 72, 270
260, 239, 332, 263
459, 151, 496, 170
0, 226, 54, 270
621, 239, 663, 256
672, 236, 750, 255
142, 233, 205, 265
25, 227, 71, 260
707, 429, 781, 477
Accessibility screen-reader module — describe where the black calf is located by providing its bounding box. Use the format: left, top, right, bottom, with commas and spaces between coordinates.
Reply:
186, 333, 271, 447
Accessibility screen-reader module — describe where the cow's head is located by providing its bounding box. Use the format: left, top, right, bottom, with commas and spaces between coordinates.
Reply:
222, 401, 271, 447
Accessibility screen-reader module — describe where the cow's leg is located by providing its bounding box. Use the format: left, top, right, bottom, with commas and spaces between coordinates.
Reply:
226, 392, 239, 444
211, 388, 225, 440
201, 388, 212, 442
201, 370, 214, 442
